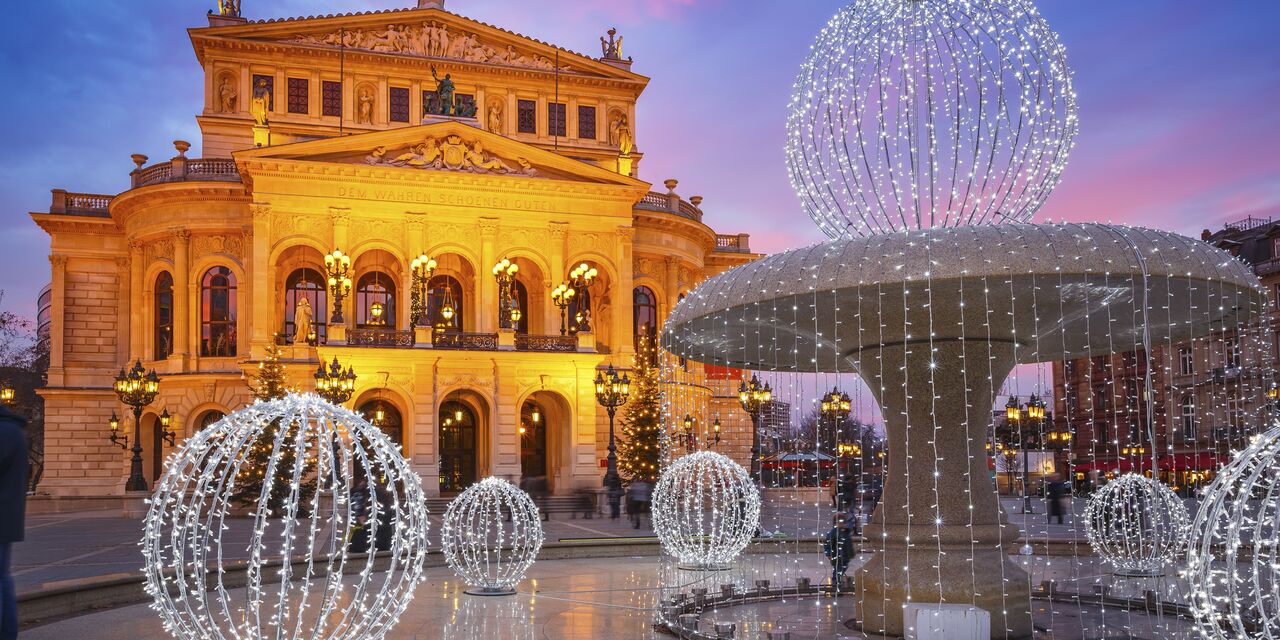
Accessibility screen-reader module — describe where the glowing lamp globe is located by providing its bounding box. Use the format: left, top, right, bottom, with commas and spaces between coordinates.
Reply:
652, 451, 760, 571
786, 0, 1078, 238
1188, 426, 1280, 639
141, 393, 430, 640
1083, 473, 1190, 577
440, 477, 544, 596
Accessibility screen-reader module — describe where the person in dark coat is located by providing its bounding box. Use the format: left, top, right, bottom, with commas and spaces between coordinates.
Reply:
0, 405, 28, 640
1046, 473, 1069, 525
823, 513, 855, 588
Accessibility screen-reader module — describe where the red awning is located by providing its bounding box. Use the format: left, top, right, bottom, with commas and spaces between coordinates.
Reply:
1068, 453, 1226, 474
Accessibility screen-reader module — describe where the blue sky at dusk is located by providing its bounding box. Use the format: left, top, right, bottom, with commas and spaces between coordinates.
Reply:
0, 0, 1277, 322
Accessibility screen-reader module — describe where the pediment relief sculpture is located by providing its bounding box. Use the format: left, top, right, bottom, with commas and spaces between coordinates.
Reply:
365, 135, 538, 177
290, 21, 573, 73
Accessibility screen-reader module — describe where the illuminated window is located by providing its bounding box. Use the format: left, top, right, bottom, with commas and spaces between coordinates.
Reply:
355, 271, 397, 329
633, 286, 658, 343
200, 267, 237, 357
154, 272, 173, 361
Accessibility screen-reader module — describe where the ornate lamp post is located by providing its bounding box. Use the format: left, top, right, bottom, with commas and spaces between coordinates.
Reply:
820, 386, 852, 488
108, 412, 127, 450
594, 365, 630, 489
410, 254, 437, 328
158, 408, 178, 447
113, 360, 160, 491
0, 380, 14, 406
738, 374, 773, 482
323, 249, 353, 324
1005, 394, 1049, 513
567, 262, 598, 332
705, 418, 722, 450
551, 283, 575, 335
493, 258, 520, 330
314, 357, 356, 405
679, 414, 698, 453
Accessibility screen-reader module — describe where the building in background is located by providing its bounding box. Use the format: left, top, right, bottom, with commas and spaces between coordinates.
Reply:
30, 0, 759, 502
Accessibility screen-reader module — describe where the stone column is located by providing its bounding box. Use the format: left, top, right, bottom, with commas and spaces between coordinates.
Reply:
663, 256, 680, 322
849, 340, 1032, 639
249, 203, 272, 357
171, 231, 191, 368
126, 244, 142, 361
616, 226, 636, 356
478, 218, 499, 333
548, 223, 568, 334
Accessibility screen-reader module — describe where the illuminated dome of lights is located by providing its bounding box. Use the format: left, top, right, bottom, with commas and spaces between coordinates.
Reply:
786, 0, 1078, 238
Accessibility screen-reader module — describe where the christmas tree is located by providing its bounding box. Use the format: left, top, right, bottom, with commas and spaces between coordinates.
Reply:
617, 330, 663, 483
231, 339, 316, 515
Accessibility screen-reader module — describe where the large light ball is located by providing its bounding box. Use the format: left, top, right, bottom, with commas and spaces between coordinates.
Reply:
653, 451, 760, 570
786, 0, 1078, 239
1083, 472, 1190, 577
440, 477, 544, 595
142, 393, 430, 640
1188, 426, 1280, 639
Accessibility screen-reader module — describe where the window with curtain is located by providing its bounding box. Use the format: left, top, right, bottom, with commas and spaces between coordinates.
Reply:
355, 271, 397, 329
154, 272, 174, 361
633, 286, 657, 343
284, 268, 328, 344
428, 275, 464, 331
200, 267, 237, 357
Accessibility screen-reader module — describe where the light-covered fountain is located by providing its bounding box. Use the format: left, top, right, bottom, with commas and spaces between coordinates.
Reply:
661, 0, 1270, 637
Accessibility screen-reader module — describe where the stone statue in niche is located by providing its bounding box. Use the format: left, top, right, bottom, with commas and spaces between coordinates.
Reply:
487, 104, 503, 133
249, 78, 270, 126
430, 66, 455, 116
357, 88, 374, 124
609, 114, 634, 154
218, 77, 237, 113
292, 298, 314, 345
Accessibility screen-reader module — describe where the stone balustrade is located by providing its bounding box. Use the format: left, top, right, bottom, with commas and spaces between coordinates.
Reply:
131, 157, 241, 189
714, 233, 752, 254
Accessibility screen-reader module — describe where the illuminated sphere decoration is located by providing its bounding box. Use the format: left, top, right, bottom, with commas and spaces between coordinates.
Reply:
141, 393, 430, 640
1083, 472, 1190, 577
652, 451, 760, 571
1188, 425, 1280, 639
440, 477, 544, 596
786, 0, 1078, 239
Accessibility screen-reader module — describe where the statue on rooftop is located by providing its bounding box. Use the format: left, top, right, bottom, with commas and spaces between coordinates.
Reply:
430, 66, 455, 116
217, 0, 240, 17
601, 28, 623, 60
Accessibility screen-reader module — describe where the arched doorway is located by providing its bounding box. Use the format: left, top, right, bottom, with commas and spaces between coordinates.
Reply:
439, 399, 479, 492
358, 398, 403, 447
520, 399, 548, 487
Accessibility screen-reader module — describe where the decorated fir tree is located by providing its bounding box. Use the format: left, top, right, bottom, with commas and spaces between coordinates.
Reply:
617, 330, 663, 484
231, 339, 316, 515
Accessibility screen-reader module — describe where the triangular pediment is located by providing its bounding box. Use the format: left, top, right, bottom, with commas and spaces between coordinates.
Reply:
193, 7, 644, 82
234, 120, 648, 188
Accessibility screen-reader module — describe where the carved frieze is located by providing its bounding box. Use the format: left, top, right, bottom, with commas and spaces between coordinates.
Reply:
191, 234, 244, 259
351, 218, 405, 243
145, 238, 175, 265
365, 135, 538, 177
290, 22, 574, 73
271, 213, 322, 240
499, 227, 549, 249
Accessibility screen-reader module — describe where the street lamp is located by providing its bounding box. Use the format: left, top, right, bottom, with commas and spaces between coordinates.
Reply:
323, 249, 353, 324
679, 414, 698, 453
410, 254, 437, 328
594, 365, 630, 489
568, 262, 598, 333
0, 380, 14, 406
159, 408, 177, 447
738, 374, 772, 482
314, 357, 356, 404
113, 360, 160, 491
108, 412, 126, 450
706, 418, 722, 450
1005, 394, 1049, 514
551, 283, 575, 336
493, 258, 520, 330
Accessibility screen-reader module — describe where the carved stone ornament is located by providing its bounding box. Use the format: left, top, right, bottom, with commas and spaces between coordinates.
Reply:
290, 22, 573, 73
365, 135, 538, 177
145, 238, 176, 265
192, 234, 244, 259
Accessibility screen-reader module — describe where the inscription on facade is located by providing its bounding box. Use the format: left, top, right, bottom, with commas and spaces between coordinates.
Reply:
334, 186, 552, 212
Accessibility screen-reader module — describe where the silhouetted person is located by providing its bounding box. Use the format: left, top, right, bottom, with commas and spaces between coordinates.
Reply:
0, 404, 28, 640
823, 513, 855, 588
1046, 473, 1069, 525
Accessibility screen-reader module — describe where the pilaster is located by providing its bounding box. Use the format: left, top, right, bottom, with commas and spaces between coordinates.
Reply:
618, 226, 638, 356
171, 231, 191, 367
250, 203, 273, 357
548, 222, 568, 333
125, 244, 142, 362
48, 254, 67, 386
478, 217, 499, 333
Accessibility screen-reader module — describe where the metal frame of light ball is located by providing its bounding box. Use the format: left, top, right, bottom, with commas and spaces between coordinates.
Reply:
141, 393, 431, 640
440, 476, 545, 596
652, 451, 761, 572
785, 0, 1078, 239
1083, 472, 1191, 577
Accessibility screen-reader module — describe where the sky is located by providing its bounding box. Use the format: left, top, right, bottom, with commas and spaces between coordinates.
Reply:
0, 0, 1278, 323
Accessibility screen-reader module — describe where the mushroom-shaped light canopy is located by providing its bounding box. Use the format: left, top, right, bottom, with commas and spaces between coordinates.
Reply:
663, 223, 1265, 372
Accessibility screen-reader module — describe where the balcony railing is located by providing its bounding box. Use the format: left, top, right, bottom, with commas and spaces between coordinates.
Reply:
132, 157, 241, 189
433, 332, 499, 351
515, 334, 578, 352
49, 190, 113, 216
348, 328, 415, 348
634, 191, 702, 222
715, 234, 752, 254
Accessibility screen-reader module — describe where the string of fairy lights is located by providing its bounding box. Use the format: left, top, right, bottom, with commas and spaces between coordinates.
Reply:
440, 476, 544, 596
651, 451, 760, 571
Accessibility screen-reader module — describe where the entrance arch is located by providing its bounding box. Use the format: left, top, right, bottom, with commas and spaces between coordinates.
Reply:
520, 390, 573, 494
439, 394, 484, 493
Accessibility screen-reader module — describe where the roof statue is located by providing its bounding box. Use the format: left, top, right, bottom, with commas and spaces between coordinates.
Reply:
216, 0, 240, 17
601, 28, 624, 60
418, 0, 446, 8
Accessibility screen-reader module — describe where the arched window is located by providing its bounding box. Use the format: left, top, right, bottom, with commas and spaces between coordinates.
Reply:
284, 268, 328, 344
154, 272, 174, 361
428, 275, 464, 332
201, 267, 237, 357
512, 280, 530, 334
633, 286, 658, 343
196, 410, 225, 431
355, 271, 397, 329
358, 398, 403, 447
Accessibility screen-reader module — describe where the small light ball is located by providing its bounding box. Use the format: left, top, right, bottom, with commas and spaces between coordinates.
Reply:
142, 393, 430, 640
1188, 426, 1280, 639
1083, 472, 1190, 576
441, 477, 544, 595
653, 451, 760, 570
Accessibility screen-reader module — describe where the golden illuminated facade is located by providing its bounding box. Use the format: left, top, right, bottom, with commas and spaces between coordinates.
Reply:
32, 1, 758, 500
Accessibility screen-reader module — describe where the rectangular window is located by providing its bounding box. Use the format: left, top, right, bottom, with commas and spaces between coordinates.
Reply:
1180, 396, 1196, 441
251, 74, 274, 110
1179, 346, 1194, 375
287, 78, 309, 115
322, 81, 342, 117
455, 93, 475, 117
578, 105, 597, 139
517, 99, 536, 134
548, 102, 567, 137
389, 87, 410, 123
1092, 385, 1109, 415
1225, 337, 1241, 369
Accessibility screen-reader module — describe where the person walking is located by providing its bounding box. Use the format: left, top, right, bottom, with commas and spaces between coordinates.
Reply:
606, 482, 623, 521
1046, 473, 1069, 525
0, 403, 28, 640
823, 513, 855, 589
627, 479, 652, 530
